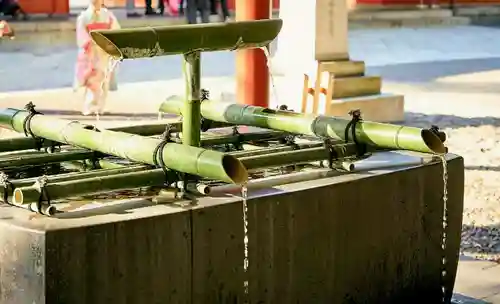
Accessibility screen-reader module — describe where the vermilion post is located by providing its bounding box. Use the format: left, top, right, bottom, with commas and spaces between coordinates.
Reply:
235, 0, 271, 107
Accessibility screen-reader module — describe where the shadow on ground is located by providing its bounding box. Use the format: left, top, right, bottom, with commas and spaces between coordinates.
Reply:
368, 57, 500, 84
403, 112, 500, 129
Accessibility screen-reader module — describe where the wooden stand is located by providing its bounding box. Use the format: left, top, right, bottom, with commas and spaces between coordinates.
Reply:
301, 59, 405, 122
275, 0, 405, 122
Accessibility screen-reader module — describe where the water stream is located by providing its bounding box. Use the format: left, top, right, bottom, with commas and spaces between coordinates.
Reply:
241, 184, 249, 299
260, 46, 280, 108
439, 154, 449, 301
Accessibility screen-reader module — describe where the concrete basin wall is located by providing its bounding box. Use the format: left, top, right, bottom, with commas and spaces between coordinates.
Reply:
0, 155, 464, 303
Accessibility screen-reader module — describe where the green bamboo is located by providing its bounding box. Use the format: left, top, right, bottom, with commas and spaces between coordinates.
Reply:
182, 52, 201, 147
0, 108, 248, 184
0, 122, 181, 153
239, 143, 363, 169
230, 142, 324, 157
13, 169, 168, 205
62, 158, 137, 172
172, 130, 286, 146
90, 19, 283, 59
10, 165, 149, 190
0, 150, 95, 170
0, 150, 45, 158
159, 98, 446, 154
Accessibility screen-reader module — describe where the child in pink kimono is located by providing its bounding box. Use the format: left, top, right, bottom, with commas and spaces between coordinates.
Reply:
0, 20, 14, 38
74, 0, 120, 116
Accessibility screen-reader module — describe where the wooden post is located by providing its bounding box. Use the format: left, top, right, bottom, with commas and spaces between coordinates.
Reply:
235, 0, 271, 107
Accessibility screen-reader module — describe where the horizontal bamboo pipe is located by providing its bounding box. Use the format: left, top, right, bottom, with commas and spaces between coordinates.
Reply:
171, 130, 286, 146
159, 98, 446, 154
13, 169, 167, 205
240, 143, 362, 169
0, 108, 247, 184
0, 121, 181, 153
0, 150, 94, 170
90, 19, 283, 59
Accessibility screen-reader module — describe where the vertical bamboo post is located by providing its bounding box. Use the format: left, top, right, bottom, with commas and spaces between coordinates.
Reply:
182, 52, 202, 147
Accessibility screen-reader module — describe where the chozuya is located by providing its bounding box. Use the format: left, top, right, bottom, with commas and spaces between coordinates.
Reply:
73, 0, 121, 116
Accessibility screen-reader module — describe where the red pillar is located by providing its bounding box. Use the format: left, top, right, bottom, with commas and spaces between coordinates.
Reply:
235, 0, 271, 108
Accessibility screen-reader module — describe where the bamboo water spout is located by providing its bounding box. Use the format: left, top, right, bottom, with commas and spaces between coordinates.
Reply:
90, 19, 283, 59
159, 98, 446, 154
0, 108, 248, 184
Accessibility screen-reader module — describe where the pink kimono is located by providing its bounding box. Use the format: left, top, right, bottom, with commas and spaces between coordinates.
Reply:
0, 21, 14, 38
74, 5, 120, 115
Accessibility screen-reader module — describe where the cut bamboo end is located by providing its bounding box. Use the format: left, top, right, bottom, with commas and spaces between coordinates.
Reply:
30, 203, 57, 216
421, 130, 446, 154
13, 188, 23, 205
90, 31, 122, 59
222, 155, 248, 185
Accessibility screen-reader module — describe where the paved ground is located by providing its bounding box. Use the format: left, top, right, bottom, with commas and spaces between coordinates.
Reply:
2, 25, 500, 303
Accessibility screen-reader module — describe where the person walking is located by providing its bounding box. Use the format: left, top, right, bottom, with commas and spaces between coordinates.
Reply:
145, 0, 164, 15
126, 0, 141, 17
209, 0, 228, 21
74, 0, 121, 116
185, 0, 209, 24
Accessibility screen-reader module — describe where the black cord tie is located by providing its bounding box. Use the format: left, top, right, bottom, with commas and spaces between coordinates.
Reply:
323, 139, 339, 169
200, 89, 212, 132
90, 151, 104, 169
45, 141, 61, 154
34, 176, 51, 215
344, 109, 367, 157
153, 125, 180, 187
232, 126, 244, 151
0, 172, 13, 205
281, 134, 299, 150
278, 105, 294, 112
22, 102, 45, 151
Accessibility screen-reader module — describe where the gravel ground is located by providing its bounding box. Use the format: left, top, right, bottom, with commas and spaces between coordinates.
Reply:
402, 99, 500, 264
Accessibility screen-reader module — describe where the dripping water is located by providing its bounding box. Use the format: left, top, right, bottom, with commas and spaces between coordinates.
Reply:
94, 56, 120, 123
241, 184, 249, 298
439, 154, 449, 302
260, 46, 280, 107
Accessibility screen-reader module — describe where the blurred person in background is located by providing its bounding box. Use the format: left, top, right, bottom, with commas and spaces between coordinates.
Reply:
185, 0, 209, 24
145, 0, 164, 15
0, 20, 14, 38
74, 0, 120, 115
126, 0, 142, 17
0, 0, 27, 19
209, 0, 228, 21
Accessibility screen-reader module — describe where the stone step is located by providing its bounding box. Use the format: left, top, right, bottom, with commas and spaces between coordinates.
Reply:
329, 76, 381, 99
349, 16, 470, 29
320, 60, 365, 77
350, 8, 453, 20
328, 93, 404, 123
